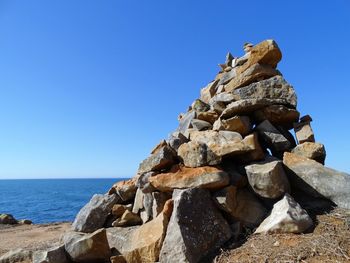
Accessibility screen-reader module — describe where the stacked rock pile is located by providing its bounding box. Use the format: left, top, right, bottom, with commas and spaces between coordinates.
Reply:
26, 40, 350, 263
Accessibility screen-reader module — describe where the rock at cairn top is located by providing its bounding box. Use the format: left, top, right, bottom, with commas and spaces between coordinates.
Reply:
60, 39, 350, 263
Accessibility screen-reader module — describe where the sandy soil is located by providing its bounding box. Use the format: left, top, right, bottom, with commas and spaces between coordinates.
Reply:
0, 222, 71, 256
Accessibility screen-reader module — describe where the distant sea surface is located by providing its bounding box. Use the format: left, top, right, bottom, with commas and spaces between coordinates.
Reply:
0, 178, 125, 224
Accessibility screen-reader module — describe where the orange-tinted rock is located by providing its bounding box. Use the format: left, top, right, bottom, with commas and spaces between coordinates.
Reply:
149, 165, 229, 192
109, 178, 137, 202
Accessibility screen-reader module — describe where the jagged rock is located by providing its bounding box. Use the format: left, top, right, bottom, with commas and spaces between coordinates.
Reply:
176, 110, 196, 133
168, 132, 189, 151
255, 194, 313, 234
149, 165, 230, 192
150, 140, 167, 155
0, 214, 18, 225
32, 245, 69, 263
122, 200, 173, 263
294, 120, 315, 144
256, 120, 293, 156
292, 142, 326, 164
211, 101, 227, 115
107, 226, 139, 254
140, 193, 153, 223
178, 141, 221, 168
200, 80, 219, 103
0, 249, 32, 263
138, 145, 177, 174
283, 153, 350, 209
209, 92, 236, 105
220, 161, 248, 188
232, 76, 297, 108
217, 69, 236, 86
196, 111, 219, 124
152, 192, 172, 218
112, 204, 128, 218
191, 99, 210, 112
253, 105, 300, 129
245, 159, 290, 199
213, 186, 267, 227
213, 116, 251, 136
63, 229, 111, 263
235, 132, 266, 163
236, 39, 282, 74
132, 188, 144, 214
113, 210, 142, 227
190, 119, 212, 131
159, 188, 232, 263
109, 178, 137, 202
225, 63, 281, 92
72, 193, 119, 233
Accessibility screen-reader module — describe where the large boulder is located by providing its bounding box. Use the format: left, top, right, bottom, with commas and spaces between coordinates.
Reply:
32, 245, 70, 263
213, 116, 251, 136
138, 145, 177, 174
291, 142, 326, 164
109, 178, 137, 202
159, 188, 232, 263
107, 226, 139, 255
63, 228, 111, 263
213, 186, 267, 227
122, 200, 173, 263
255, 194, 313, 234
177, 141, 221, 167
72, 193, 119, 233
149, 165, 229, 192
283, 152, 350, 209
225, 63, 281, 92
245, 159, 290, 199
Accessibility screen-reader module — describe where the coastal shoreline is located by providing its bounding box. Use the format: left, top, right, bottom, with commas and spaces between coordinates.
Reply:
0, 222, 71, 256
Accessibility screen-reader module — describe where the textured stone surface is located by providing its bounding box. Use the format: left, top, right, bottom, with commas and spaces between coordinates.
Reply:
112, 210, 142, 227
213, 116, 251, 136
200, 80, 219, 103
190, 119, 212, 131
159, 188, 232, 263
213, 186, 267, 227
209, 92, 236, 105
63, 229, 111, 263
245, 160, 290, 199
225, 63, 281, 92
256, 120, 293, 155
72, 193, 119, 233
294, 121, 315, 144
178, 141, 221, 168
109, 178, 137, 202
292, 142, 326, 164
149, 165, 229, 192
168, 132, 189, 151
196, 111, 219, 124
176, 110, 196, 134
107, 226, 139, 255
0, 249, 32, 263
253, 105, 300, 129
0, 214, 18, 225
33, 245, 69, 263
122, 200, 173, 263
152, 192, 172, 218
138, 145, 177, 174
283, 152, 350, 209
255, 194, 313, 234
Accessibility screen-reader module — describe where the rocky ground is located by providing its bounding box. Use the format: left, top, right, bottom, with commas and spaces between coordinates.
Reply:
0, 222, 70, 257
213, 208, 350, 263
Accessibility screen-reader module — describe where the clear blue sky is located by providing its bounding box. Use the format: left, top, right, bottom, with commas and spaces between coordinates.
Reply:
0, 1, 349, 179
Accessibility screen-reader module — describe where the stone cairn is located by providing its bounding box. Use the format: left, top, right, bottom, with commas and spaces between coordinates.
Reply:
26, 40, 350, 263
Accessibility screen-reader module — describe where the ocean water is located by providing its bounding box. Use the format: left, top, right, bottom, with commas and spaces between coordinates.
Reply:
0, 178, 125, 224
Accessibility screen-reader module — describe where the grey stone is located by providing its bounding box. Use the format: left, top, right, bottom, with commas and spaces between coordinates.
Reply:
190, 119, 212, 131
112, 210, 142, 227
256, 120, 293, 155
191, 99, 210, 112
209, 92, 236, 105
177, 141, 221, 168
159, 188, 232, 263
200, 80, 219, 104
176, 110, 196, 134
107, 226, 139, 254
255, 194, 313, 234
132, 188, 144, 214
0, 249, 32, 263
253, 105, 300, 129
294, 121, 315, 144
217, 70, 237, 86
136, 171, 157, 193
141, 193, 153, 223
32, 245, 69, 263
292, 142, 326, 164
245, 160, 290, 199
213, 116, 251, 136
138, 145, 177, 174
63, 229, 111, 263
72, 193, 119, 233
213, 186, 267, 228
168, 132, 189, 151
152, 192, 172, 218
283, 152, 350, 209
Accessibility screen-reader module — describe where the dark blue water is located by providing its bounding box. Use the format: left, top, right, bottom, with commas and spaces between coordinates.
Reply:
0, 178, 125, 224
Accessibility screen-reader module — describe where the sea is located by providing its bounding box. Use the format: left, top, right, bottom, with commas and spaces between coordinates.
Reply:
0, 178, 125, 224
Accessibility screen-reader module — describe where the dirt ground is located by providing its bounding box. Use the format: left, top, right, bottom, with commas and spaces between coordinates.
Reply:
0, 222, 71, 256
214, 208, 350, 263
